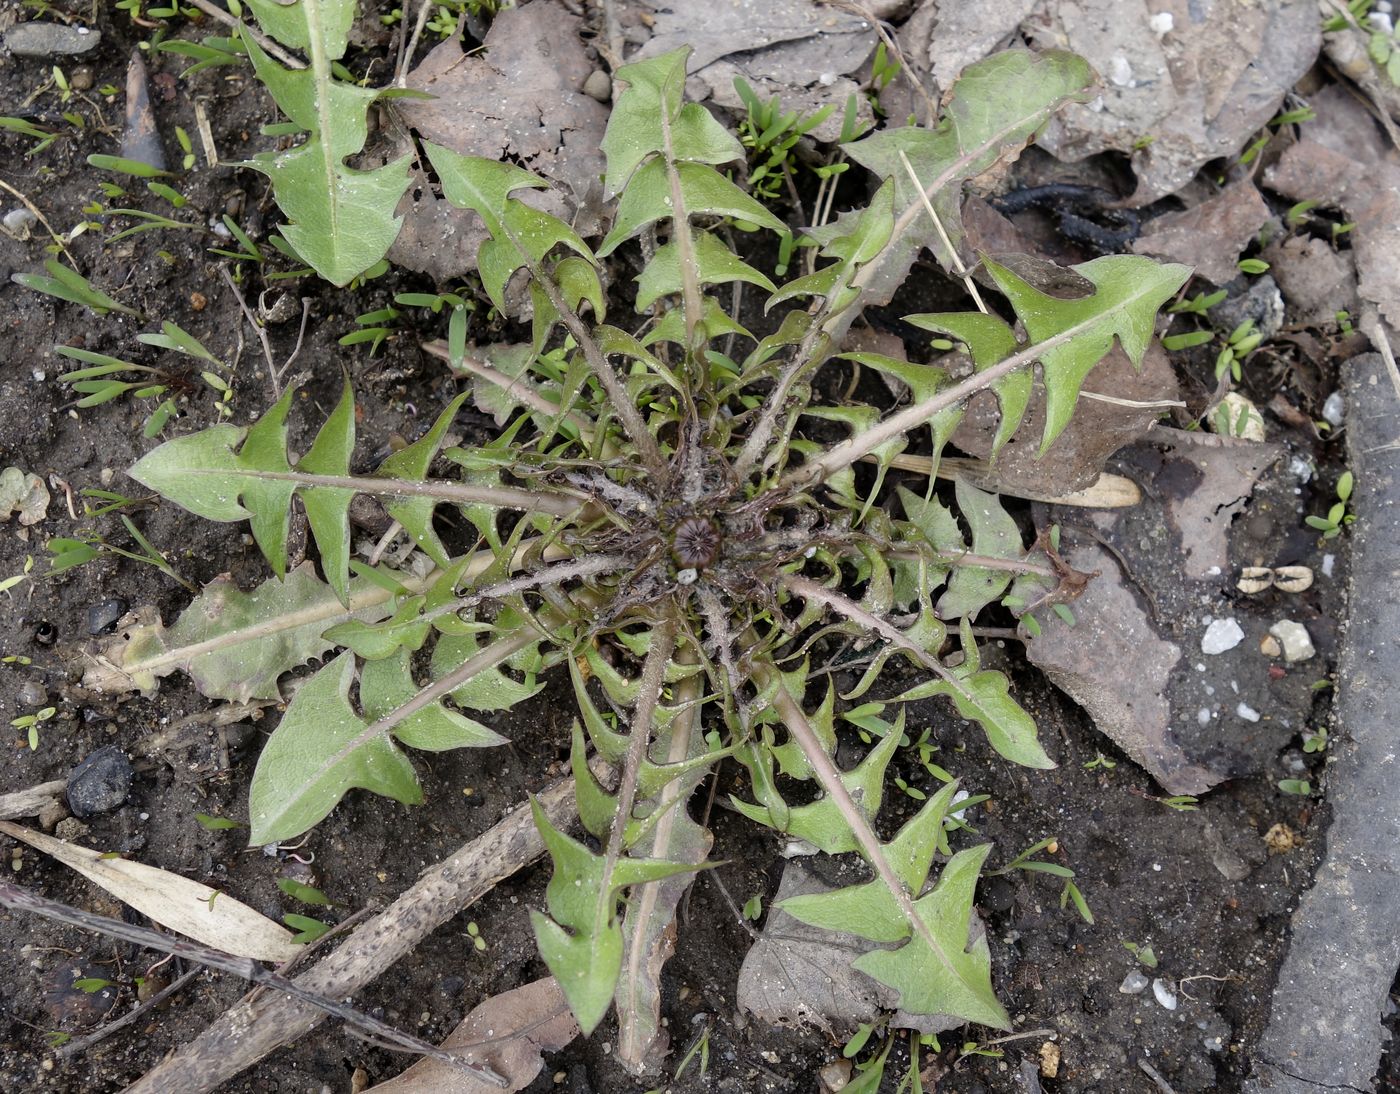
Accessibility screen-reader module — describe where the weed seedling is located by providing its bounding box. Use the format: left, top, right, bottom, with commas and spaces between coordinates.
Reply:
1306, 470, 1355, 538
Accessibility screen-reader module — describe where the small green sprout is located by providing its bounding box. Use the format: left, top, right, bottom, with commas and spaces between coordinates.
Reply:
1306, 471, 1355, 539
283, 913, 331, 944
11, 706, 56, 751
1278, 778, 1312, 796
1122, 940, 1158, 968
276, 877, 332, 906
195, 812, 242, 831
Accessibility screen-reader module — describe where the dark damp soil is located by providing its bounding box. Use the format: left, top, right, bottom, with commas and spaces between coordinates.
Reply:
0, 4, 1347, 1093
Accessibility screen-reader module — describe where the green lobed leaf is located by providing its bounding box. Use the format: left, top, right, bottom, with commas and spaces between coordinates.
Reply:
359, 648, 506, 751
941, 479, 1022, 620
86, 563, 399, 702
430, 628, 545, 712
910, 255, 1191, 453
297, 378, 356, 604
779, 782, 959, 943
598, 159, 785, 256
634, 230, 776, 311
130, 388, 488, 589
843, 50, 1095, 309
241, 32, 410, 286
423, 143, 595, 312
243, 0, 354, 60
529, 800, 700, 1034
248, 652, 422, 846
732, 719, 902, 853
895, 623, 1053, 769
600, 47, 745, 197
904, 311, 1026, 454
851, 844, 1009, 1027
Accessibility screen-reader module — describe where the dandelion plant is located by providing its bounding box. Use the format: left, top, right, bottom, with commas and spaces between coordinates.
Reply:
93, 37, 1190, 1071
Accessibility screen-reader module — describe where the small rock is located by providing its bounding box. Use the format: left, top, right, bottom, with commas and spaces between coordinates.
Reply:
1321, 390, 1345, 427
1119, 970, 1150, 994
3, 22, 102, 58
66, 747, 133, 818
2, 208, 38, 239
54, 816, 88, 841
17, 680, 47, 707
1211, 275, 1284, 342
582, 69, 612, 102
37, 798, 68, 831
1040, 1040, 1061, 1079
1321, 553, 1336, 578
1152, 978, 1178, 1011
69, 65, 94, 91
819, 1057, 852, 1092
1201, 618, 1245, 655
86, 597, 129, 636
1236, 702, 1261, 723
1260, 634, 1282, 658
1269, 620, 1315, 663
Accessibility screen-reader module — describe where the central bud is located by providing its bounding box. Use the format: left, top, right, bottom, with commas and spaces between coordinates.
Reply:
671, 515, 722, 569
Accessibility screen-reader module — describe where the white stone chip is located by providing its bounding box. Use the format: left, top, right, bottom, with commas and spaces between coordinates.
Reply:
1269, 620, 1316, 663
1201, 618, 1245, 655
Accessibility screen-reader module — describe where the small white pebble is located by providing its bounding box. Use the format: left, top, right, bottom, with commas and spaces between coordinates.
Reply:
1322, 391, 1345, 427
1152, 863, 1162, 872
1148, 11, 1174, 35
1321, 553, 1336, 578
1197, 708, 1212, 727
1236, 702, 1261, 723
1367, 11, 1395, 34
1288, 455, 1314, 483
31, 370, 45, 382
817, 71, 837, 87
1153, 979, 1178, 1011
1120, 971, 1150, 994
1201, 618, 1245, 655
1107, 53, 1134, 86
1270, 620, 1316, 663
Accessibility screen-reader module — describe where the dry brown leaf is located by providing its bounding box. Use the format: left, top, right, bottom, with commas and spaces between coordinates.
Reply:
1262, 235, 1358, 327
735, 864, 884, 1037
386, 2, 609, 282
1265, 124, 1400, 331
736, 864, 973, 1036
950, 339, 1179, 497
0, 820, 300, 963
1022, 0, 1319, 203
367, 977, 579, 1093
899, 0, 1038, 94
1024, 540, 1223, 795
1131, 179, 1270, 285
643, 0, 877, 145
636, 0, 872, 73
